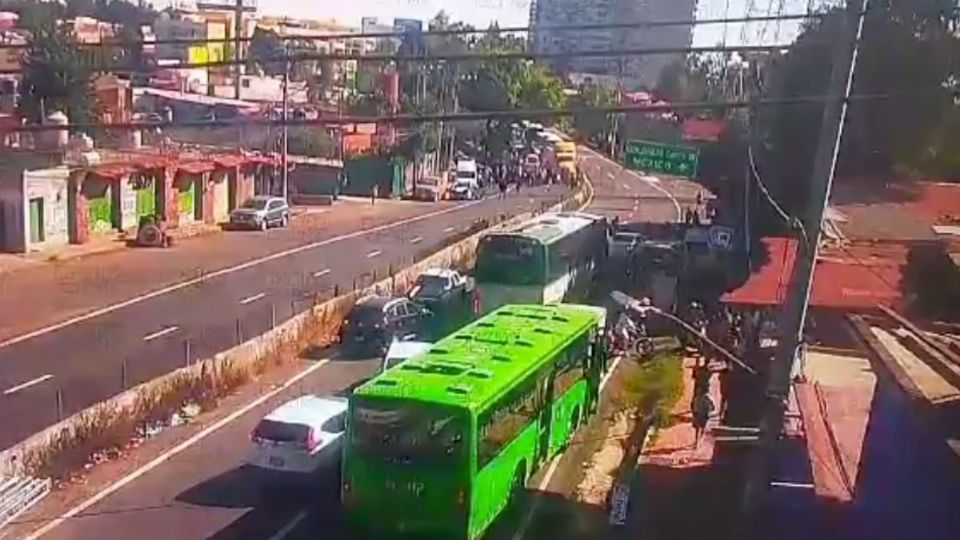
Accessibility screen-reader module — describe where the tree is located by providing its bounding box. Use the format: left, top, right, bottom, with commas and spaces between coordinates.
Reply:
573, 82, 617, 146
759, 0, 960, 215
247, 26, 286, 78
19, 19, 97, 125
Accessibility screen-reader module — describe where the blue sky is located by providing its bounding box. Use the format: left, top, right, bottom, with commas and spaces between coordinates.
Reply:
154, 0, 820, 45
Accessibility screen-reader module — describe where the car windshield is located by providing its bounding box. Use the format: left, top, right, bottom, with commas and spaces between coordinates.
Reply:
241, 199, 269, 210
350, 399, 466, 465
411, 275, 448, 298
614, 233, 639, 243
252, 419, 309, 444
456, 170, 475, 179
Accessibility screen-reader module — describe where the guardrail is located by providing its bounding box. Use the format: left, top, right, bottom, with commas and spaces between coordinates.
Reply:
0, 475, 52, 531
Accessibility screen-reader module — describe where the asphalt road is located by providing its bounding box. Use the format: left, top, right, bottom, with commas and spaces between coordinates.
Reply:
10, 149, 700, 540
0, 186, 569, 450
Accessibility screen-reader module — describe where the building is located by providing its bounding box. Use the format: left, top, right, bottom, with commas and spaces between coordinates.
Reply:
530, 0, 696, 89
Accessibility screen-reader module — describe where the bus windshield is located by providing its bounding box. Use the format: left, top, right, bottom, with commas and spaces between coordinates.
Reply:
476, 236, 545, 285
350, 399, 467, 465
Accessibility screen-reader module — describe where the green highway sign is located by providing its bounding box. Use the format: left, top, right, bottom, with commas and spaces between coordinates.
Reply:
624, 140, 700, 177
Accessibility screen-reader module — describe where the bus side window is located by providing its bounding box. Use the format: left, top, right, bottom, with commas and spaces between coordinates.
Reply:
477, 371, 543, 467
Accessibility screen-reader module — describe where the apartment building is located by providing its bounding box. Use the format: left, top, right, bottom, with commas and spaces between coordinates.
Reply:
530, 0, 697, 89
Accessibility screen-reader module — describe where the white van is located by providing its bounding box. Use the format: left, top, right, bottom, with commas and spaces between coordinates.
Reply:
455, 160, 480, 189
381, 340, 432, 373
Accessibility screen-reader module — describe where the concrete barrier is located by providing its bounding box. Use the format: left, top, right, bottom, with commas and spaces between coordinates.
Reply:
0, 183, 590, 479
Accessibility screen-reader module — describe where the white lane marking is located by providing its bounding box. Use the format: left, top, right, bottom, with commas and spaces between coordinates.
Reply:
142, 326, 179, 342
239, 292, 267, 305
312, 269, 331, 278
22, 359, 331, 540
268, 510, 310, 540
607, 172, 616, 179
512, 354, 624, 540
3, 374, 53, 395
0, 199, 490, 351
443, 226, 456, 233
366, 250, 382, 259
410, 236, 423, 244
622, 182, 630, 190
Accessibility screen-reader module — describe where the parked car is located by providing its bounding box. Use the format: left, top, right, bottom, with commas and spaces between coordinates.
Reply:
340, 295, 430, 357
230, 196, 290, 231
380, 339, 432, 373
414, 175, 449, 202
248, 395, 348, 476
609, 231, 644, 260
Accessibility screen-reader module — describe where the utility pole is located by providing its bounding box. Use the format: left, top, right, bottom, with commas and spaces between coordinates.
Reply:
233, 0, 244, 100
740, 0, 868, 524
281, 51, 289, 201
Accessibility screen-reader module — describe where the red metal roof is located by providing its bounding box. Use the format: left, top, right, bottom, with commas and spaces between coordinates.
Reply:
722, 237, 797, 306
89, 163, 136, 180
178, 161, 216, 175
682, 118, 727, 142
722, 238, 904, 310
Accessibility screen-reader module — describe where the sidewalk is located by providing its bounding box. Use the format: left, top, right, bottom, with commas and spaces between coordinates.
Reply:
616, 355, 737, 540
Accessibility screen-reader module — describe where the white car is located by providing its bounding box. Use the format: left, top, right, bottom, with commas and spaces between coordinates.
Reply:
248, 395, 348, 475
609, 231, 644, 260
381, 339, 432, 373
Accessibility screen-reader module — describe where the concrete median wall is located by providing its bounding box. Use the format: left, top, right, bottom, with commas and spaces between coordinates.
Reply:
0, 183, 592, 479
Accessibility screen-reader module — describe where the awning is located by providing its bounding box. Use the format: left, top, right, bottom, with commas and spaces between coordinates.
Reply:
214, 154, 246, 169
723, 238, 903, 310
88, 163, 136, 181
178, 161, 216, 175
722, 237, 798, 307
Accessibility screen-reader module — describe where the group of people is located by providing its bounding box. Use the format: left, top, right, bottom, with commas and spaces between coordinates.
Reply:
687, 303, 742, 447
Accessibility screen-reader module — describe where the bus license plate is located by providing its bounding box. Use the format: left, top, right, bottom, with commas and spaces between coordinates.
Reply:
269, 456, 285, 467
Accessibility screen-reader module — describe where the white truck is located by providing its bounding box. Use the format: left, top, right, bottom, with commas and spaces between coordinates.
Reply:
452, 160, 481, 200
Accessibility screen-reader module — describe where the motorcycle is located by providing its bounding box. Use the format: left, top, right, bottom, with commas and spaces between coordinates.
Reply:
609, 316, 654, 360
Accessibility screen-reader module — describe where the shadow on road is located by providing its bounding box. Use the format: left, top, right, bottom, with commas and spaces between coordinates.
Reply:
175, 464, 342, 540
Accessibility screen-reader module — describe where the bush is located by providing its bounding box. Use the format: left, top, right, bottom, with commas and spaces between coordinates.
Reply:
904, 243, 960, 321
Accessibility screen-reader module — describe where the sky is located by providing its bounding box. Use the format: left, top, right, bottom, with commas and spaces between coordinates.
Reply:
153, 0, 825, 46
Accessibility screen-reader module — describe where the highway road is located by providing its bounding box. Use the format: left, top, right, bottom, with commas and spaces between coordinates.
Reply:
6, 149, 702, 540
0, 186, 569, 450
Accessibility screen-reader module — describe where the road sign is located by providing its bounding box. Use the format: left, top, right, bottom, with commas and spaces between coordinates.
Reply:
709, 226, 735, 251
608, 483, 631, 526
624, 140, 700, 177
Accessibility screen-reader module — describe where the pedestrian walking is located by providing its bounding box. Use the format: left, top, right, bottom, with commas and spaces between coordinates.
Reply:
371, 183, 379, 205
498, 180, 507, 199
692, 362, 711, 401
691, 392, 714, 449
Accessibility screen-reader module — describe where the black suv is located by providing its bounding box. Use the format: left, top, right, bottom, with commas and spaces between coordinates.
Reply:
340, 296, 430, 357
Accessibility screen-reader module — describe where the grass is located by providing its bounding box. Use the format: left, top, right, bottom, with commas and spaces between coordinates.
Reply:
618, 352, 685, 429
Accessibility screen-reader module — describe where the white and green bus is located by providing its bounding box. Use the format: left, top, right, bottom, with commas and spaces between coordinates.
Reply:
474, 212, 608, 314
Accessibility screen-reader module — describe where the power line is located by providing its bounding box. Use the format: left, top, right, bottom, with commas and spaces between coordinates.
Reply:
3, 90, 940, 133
0, 43, 817, 76
0, 13, 830, 51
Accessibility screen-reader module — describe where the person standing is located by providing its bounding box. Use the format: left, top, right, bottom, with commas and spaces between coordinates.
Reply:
691, 391, 715, 449
371, 183, 379, 205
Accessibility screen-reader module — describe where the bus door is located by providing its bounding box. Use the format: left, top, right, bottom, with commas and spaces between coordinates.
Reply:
536, 371, 554, 464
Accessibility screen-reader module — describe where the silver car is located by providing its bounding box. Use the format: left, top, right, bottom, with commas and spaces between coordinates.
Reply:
230, 196, 290, 231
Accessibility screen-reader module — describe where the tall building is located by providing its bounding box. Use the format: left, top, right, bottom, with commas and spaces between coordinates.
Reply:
530, 0, 697, 90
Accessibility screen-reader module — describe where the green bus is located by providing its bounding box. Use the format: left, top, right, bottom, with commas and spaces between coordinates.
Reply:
342, 303, 609, 540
